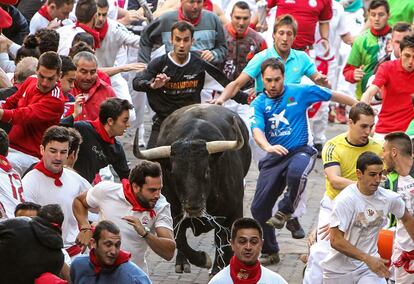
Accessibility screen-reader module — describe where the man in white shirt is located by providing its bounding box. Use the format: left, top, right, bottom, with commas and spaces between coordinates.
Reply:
321, 151, 414, 283
93, 0, 140, 117
382, 132, 414, 283
22, 126, 91, 258
30, 0, 74, 35
0, 129, 24, 219
73, 160, 176, 270
209, 217, 287, 284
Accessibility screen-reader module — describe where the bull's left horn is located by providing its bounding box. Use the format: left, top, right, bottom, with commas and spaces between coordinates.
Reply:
133, 128, 171, 160
206, 116, 244, 154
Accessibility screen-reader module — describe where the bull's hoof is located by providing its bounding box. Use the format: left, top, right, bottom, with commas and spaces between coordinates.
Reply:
175, 263, 191, 273
175, 261, 191, 273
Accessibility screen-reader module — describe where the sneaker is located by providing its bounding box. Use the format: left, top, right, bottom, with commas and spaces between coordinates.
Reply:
259, 252, 280, 266
266, 211, 291, 229
286, 217, 306, 239
335, 105, 347, 124
314, 143, 323, 159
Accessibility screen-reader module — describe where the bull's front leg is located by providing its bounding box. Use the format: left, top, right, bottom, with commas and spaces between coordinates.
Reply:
174, 219, 212, 273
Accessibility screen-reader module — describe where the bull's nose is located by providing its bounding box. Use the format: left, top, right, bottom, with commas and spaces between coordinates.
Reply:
184, 205, 203, 217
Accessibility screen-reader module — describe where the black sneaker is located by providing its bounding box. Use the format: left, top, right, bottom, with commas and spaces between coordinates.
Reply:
286, 217, 305, 239
266, 211, 291, 229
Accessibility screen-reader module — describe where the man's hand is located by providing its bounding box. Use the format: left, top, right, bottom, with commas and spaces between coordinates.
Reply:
265, 144, 289, 156
318, 223, 330, 240
73, 95, 85, 118
200, 50, 215, 62
208, 96, 225, 105
119, 9, 147, 25
150, 73, 170, 89
122, 216, 147, 237
353, 65, 365, 82
75, 228, 93, 253
47, 18, 61, 30
364, 255, 390, 278
313, 72, 330, 88
0, 35, 10, 53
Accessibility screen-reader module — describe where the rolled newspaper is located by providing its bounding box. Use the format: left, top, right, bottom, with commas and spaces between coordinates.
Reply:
257, 0, 267, 33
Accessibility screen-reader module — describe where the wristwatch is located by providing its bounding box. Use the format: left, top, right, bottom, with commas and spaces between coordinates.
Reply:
141, 226, 150, 238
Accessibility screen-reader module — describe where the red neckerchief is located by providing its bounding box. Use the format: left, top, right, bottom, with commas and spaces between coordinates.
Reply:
229, 255, 262, 283
89, 248, 131, 274
0, 155, 12, 172
38, 5, 52, 21
95, 20, 109, 42
393, 249, 414, 273
122, 179, 156, 218
89, 119, 115, 144
370, 24, 391, 37
34, 272, 68, 284
34, 160, 63, 187
75, 22, 101, 49
178, 7, 202, 26
226, 23, 249, 39
203, 0, 213, 11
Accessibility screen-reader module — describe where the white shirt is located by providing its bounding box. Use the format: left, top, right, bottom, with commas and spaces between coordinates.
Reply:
86, 180, 173, 270
29, 12, 50, 35
0, 166, 24, 218
57, 24, 86, 56
322, 184, 405, 276
95, 19, 140, 68
30, 12, 74, 35
394, 174, 414, 251
22, 168, 91, 248
208, 264, 288, 284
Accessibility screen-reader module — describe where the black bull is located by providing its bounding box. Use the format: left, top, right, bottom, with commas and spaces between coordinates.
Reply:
134, 104, 251, 275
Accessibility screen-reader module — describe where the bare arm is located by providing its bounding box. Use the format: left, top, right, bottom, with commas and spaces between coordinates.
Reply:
324, 165, 355, 191
252, 128, 289, 155
0, 68, 11, 88
318, 21, 330, 57
310, 72, 331, 88
122, 216, 176, 261
213, 4, 229, 25
330, 227, 390, 278
72, 192, 93, 252
331, 91, 358, 106
100, 63, 147, 77
212, 73, 252, 105
361, 85, 380, 104
146, 227, 176, 261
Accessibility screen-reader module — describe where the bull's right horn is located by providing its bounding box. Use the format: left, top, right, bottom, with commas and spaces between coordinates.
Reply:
133, 128, 171, 160
206, 116, 244, 154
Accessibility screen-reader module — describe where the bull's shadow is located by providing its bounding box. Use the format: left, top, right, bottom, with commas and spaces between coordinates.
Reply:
134, 104, 251, 275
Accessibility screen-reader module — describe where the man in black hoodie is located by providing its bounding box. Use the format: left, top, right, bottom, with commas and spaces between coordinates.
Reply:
0, 204, 65, 284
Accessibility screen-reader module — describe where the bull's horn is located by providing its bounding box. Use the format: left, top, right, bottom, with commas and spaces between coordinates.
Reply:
206, 116, 244, 154
133, 127, 171, 160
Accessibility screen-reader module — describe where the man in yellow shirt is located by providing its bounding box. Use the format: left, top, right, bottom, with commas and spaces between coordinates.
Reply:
303, 102, 383, 284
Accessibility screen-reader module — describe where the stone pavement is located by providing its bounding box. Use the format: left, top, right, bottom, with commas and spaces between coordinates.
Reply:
121, 119, 348, 284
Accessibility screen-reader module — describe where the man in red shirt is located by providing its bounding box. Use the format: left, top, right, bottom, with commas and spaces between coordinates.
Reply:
361, 35, 414, 141
72, 51, 115, 121
0, 51, 65, 175
266, 0, 332, 53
